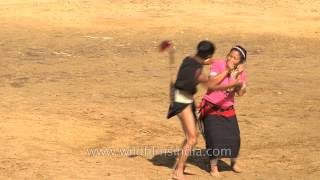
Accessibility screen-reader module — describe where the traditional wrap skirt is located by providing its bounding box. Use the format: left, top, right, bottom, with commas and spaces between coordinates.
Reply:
199, 99, 240, 159
167, 88, 196, 119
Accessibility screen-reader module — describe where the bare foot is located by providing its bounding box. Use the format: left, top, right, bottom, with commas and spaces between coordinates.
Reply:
172, 159, 186, 173
172, 170, 186, 180
231, 163, 242, 173
210, 165, 220, 177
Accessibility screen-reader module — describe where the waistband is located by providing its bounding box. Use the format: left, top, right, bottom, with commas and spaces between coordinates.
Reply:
174, 89, 193, 104
198, 99, 235, 119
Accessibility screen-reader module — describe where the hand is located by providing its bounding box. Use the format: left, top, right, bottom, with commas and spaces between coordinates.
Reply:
236, 82, 247, 96
236, 64, 245, 73
226, 78, 242, 93
226, 60, 235, 71
203, 58, 215, 65
241, 82, 247, 89
233, 76, 243, 88
230, 69, 239, 79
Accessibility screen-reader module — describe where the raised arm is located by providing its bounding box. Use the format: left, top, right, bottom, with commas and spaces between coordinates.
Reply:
197, 67, 243, 91
236, 83, 247, 96
235, 65, 247, 96
207, 60, 243, 91
208, 77, 243, 91
207, 69, 230, 90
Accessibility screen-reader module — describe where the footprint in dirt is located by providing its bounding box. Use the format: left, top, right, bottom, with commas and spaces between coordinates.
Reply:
10, 77, 29, 88
19, 47, 47, 60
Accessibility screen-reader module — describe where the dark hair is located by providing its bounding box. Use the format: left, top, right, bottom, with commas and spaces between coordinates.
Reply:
196, 40, 216, 59
230, 45, 247, 63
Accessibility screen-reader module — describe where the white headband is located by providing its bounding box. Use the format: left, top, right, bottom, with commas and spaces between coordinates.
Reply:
233, 46, 246, 59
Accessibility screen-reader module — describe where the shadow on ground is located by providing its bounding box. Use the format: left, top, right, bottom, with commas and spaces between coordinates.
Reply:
147, 149, 233, 175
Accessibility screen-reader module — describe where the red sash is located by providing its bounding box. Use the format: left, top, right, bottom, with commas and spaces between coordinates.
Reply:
198, 99, 235, 119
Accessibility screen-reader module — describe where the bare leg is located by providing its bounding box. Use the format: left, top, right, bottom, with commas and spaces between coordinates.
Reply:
210, 158, 220, 177
172, 105, 197, 180
231, 158, 242, 173
173, 139, 187, 169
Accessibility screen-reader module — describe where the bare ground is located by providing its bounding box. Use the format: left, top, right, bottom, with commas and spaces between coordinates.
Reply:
0, 0, 319, 179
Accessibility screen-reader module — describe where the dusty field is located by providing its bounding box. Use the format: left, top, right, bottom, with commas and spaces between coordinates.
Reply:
0, 0, 319, 179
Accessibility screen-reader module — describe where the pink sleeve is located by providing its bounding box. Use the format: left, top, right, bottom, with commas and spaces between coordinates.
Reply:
240, 71, 247, 83
209, 61, 222, 76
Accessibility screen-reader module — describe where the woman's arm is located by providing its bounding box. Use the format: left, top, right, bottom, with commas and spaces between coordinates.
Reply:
235, 65, 247, 96
208, 69, 230, 86
236, 83, 247, 96
208, 59, 237, 87
208, 78, 243, 91
199, 68, 242, 91
197, 69, 232, 88
198, 60, 243, 90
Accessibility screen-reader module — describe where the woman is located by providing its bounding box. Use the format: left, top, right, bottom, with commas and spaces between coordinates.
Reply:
167, 40, 216, 180
199, 45, 247, 177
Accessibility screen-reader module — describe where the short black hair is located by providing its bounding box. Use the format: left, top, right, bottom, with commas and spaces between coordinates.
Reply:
196, 40, 216, 59
230, 45, 247, 63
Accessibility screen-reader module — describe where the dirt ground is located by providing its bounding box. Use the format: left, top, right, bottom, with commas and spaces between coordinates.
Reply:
0, 0, 319, 179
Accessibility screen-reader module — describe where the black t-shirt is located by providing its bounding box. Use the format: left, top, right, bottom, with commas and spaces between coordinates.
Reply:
174, 56, 203, 95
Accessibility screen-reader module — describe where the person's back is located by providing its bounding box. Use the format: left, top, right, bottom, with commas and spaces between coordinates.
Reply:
167, 40, 215, 119
174, 56, 203, 95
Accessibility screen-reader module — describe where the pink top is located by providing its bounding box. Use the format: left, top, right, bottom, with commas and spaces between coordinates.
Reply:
203, 60, 247, 109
